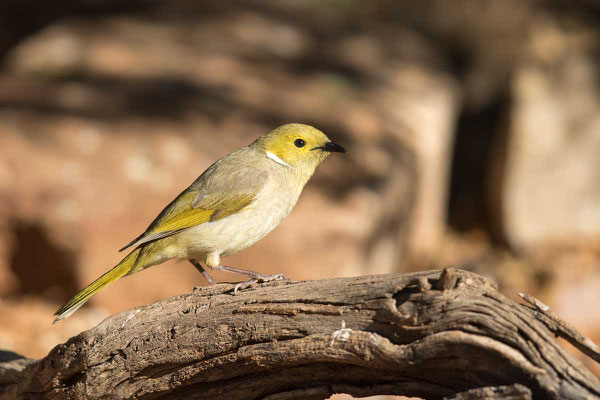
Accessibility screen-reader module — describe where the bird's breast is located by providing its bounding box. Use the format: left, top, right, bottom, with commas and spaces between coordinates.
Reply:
180, 177, 302, 259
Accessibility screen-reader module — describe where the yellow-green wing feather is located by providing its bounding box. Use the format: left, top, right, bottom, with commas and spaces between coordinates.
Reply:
119, 150, 268, 252
150, 193, 255, 232
120, 191, 256, 251
119, 157, 268, 252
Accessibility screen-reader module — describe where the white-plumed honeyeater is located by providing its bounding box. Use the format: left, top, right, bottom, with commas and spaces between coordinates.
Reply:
54, 123, 346, 322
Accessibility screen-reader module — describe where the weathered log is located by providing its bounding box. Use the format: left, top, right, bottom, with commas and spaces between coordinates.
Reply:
1, 269, 599, 399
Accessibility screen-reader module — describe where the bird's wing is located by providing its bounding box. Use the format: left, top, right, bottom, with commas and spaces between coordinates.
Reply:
119, 160, 268, 251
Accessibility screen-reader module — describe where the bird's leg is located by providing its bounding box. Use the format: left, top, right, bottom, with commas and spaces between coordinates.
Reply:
189, 259, 217, 285
212, 264, 287, 294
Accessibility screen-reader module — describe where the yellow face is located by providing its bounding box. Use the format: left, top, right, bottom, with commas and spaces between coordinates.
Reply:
257, 123, 346, 169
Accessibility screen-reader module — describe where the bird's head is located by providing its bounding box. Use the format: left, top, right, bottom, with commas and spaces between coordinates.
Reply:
255, 123, 346, 178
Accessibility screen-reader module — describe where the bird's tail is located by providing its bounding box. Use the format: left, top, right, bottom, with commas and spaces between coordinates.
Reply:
53, 247, 142, 323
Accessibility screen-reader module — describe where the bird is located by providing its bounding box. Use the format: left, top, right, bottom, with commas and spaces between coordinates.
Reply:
54, 123, 346, 322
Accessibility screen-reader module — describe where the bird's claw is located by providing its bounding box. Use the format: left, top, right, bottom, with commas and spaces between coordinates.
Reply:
233, 279, 257, 295
233, 273, 287, 295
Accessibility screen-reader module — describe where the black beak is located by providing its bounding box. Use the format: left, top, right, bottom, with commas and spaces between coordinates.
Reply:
312, 142, 347, 153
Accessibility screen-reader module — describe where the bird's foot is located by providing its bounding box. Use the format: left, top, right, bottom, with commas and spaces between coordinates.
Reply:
233, 273, 287, 295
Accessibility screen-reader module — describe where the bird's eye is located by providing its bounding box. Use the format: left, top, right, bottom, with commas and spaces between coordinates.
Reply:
294, 138, 306, 148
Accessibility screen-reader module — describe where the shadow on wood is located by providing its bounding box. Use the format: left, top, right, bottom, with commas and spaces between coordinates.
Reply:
1, 269, 599, 399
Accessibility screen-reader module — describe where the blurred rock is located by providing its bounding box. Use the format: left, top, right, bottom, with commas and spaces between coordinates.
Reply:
5, 24, 83, 78
502, 16, 600, 249
377, 65, 459, 263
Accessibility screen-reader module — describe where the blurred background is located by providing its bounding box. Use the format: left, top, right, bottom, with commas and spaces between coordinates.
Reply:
0, 0, 599, 385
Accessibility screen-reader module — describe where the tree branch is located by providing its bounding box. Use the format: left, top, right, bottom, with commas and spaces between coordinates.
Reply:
519, 292, 600, 364
1, 269, 599, 399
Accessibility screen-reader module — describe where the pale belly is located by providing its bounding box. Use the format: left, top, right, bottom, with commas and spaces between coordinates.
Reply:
174, 195, 297, 261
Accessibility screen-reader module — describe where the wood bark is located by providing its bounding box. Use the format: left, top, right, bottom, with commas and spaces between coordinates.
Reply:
1, 269, 599, 400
